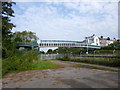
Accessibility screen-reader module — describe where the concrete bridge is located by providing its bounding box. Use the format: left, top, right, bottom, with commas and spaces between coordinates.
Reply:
39, 40, 101, 49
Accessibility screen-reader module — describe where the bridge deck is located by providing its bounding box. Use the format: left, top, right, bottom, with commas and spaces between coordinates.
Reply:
16, 41, 101, 49
39, 43, 101, 49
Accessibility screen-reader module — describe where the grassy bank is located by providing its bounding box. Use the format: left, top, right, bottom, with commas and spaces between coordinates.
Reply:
2, 51, 59, 77
59, 56, 120, 67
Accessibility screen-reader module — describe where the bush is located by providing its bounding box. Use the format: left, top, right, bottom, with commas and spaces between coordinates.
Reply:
2, 51, 39, 76
61, 55, 70, 61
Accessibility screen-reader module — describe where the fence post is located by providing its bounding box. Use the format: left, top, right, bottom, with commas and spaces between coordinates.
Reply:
94, 50, 96, 57
113, 49, 115, 56
80, 51, 82, 57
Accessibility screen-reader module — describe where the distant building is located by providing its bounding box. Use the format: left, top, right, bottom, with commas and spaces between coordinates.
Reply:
99, 37, 114, 47
85, 34, 100, 46
85, 34, 114, 46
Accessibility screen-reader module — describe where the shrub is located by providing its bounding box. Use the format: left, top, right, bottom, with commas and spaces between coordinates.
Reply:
2, 51, 39, 76
62, 55, 70, 61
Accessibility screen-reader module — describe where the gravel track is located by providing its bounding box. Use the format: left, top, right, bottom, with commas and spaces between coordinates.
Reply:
2, 60, 118, 88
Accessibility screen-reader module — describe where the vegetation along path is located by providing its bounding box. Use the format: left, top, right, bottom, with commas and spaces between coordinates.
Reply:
2, 60, 118, 88
63, 61, 119, 71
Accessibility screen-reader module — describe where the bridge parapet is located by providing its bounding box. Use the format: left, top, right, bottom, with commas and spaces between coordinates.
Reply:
16, 40, 101, 49
39, 40, 101, 49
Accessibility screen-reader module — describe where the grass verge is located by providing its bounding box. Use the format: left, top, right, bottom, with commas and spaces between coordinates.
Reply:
76, 64, 120, 72
59, 56, 120, 67
31, 60, 60, 70
2, 60, 60, 77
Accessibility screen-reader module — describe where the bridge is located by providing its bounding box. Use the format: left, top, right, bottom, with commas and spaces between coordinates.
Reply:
16, 40, 101, 53
39, 40, 101, 49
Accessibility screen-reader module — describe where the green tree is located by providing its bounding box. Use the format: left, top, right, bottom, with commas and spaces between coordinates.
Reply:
47, 49, 53, 54
53, 49, 58, 54
40, 51, 45, 54
54, 47, 84, 54
2, 1, 16, 58
13, 31, 39, 42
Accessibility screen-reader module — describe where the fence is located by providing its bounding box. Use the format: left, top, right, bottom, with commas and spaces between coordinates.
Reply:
39, 54, 74, 60
39, 53, 120, 60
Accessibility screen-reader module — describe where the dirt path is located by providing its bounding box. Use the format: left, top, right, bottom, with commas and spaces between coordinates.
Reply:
2, 60, 118, 88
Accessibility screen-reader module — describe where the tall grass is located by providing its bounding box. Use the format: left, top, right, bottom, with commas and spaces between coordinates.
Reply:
59, 57, 120, 67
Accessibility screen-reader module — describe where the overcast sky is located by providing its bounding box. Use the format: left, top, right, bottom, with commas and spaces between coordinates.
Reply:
11, 0, 118, 51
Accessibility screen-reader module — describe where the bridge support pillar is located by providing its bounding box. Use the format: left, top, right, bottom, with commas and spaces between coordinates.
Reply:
38, 47, 40, 52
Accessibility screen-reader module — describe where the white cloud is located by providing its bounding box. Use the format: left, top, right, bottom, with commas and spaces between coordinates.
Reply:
12, 1, 118, 44
13, 0, 119, 2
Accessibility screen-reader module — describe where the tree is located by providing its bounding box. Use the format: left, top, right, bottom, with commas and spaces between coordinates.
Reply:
47, 49, 53, 54
107, 37, 110, 40
100, 36, 103, 39
2, 1, 16, 58
53, 49, 58, 54
2, 2, 16, 45
13, 31, 39, 42
40, 51, 45, 54
55, 47, 84, 54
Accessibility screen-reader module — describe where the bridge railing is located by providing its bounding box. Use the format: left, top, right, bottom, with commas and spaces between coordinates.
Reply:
39, 43, 101, 49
